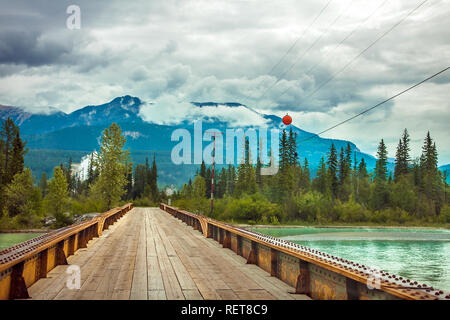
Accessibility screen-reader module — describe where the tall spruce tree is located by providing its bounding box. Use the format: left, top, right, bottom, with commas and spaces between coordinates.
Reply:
39, 172, 48, 197
373, 139, 389, 209
327, 143, 339, 199
394, 129, 411, 181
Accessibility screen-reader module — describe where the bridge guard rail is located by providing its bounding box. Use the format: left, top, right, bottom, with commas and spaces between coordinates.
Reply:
160, 203, 448, 301
0, 203, 134, 300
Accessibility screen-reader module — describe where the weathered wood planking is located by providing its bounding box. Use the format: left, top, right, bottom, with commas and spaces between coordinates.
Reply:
27, 207, 310, 300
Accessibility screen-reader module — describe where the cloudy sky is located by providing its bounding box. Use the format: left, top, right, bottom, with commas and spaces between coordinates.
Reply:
0, 0, 449, 164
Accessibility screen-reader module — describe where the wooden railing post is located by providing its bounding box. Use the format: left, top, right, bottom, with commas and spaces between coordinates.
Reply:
223, 231, 231, 249
295, 260, 311, 295
56, 242, 68, 266
9, 262, 29, 300
39, 249, 48, 279
246, 241, 257, 265
270, 248, 278, 277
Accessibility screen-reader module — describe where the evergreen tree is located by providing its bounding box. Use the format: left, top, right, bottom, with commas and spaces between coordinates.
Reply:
10, 130, 26, 178
327, 143, 338, 199
1, 118, 19, 185
65, 157, 73, 196
150, 155, 158, 201
419, 132, 442, 215
39, 172, 48, 197
375, 139, 388, 182
356, 158, 370, 205
313, 157, 328, 195
287, 128, 298, 166
279, 129, 289, 170
125, 162, 133, 200
394, 129, 411, 181
299, 158, 310, 190
217, 168, 227, 198
226, 164, 236, 195
338, 147, 346, 184
199, 161, 207, 178
373, 139, 389, 209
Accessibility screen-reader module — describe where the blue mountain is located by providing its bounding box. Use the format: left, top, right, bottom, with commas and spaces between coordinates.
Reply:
0, 95, 434, 186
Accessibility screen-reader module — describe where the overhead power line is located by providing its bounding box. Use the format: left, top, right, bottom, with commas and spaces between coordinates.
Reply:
305, 0, 389, 77
257, 0, 354, 102
243, 0, 334, 107
298, 66, 450, 145
303, 0, 429, 101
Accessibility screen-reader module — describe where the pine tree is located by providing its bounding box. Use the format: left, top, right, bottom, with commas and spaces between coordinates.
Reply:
357, 158, 370, 205
313, 157, 328, 195
338, 147, 345, 184
125, 162, 133, 200
200, 161, 207, 178
419, 132, 442, 215
39, 172, 48, 197
279, 129, 289, 171
1, 118, 19, 185
299, 158, 310, 190
65, 157, 73, 196
394, 138, 404, 181
373, 139, 389, 209
217, 168, 227, 198
150, 155, 158, 201
327, 143, 338, 199
375, 139, 388, 182
287, 128, 298, 166
394, 129, 411, 181
10, 130, 26, 178
226, 164, 236, 195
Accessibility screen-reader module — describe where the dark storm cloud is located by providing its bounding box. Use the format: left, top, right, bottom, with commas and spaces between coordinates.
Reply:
0, 0, 448, 162
0, 30, 72, 66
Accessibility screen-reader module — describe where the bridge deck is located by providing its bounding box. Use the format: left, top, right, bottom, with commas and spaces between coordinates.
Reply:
28, 208, 310, 300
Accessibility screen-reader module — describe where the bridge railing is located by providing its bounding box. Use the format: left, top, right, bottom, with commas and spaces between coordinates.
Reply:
160, 203, 449, 301
0, 203, 134, 300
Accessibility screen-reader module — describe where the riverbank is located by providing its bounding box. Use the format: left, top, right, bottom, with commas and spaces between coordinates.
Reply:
0, 229, 49, 233
236, 222, 450, 230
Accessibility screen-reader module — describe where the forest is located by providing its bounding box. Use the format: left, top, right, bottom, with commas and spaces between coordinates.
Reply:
0, 119, 161, 229
173, 128, 450, 226
1, 115, 449, 229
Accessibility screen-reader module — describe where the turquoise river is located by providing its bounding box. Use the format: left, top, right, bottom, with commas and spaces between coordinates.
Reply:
1, 228, 449, 293
250, 226, 450, 292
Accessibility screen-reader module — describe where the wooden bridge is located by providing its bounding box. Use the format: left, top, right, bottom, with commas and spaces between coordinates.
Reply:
1, 204, 448, 300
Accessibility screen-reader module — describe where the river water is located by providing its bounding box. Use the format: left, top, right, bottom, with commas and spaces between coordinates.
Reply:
250, 226, 450, 292
0, 233, 44, 251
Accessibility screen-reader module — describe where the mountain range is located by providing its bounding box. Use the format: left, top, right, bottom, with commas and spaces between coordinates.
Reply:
1, 95, 448, 187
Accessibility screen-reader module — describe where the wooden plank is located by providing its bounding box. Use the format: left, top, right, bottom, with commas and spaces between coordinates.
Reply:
130, 209, 148, 300
148, 290, 166, 300
217, 289, 239, 300
182, 289, 203, 300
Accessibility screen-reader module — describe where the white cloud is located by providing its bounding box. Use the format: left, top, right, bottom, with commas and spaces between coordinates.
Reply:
0, 0, 449, 163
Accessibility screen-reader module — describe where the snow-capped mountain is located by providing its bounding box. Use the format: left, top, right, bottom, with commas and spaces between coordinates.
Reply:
1, 95, 386, 185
